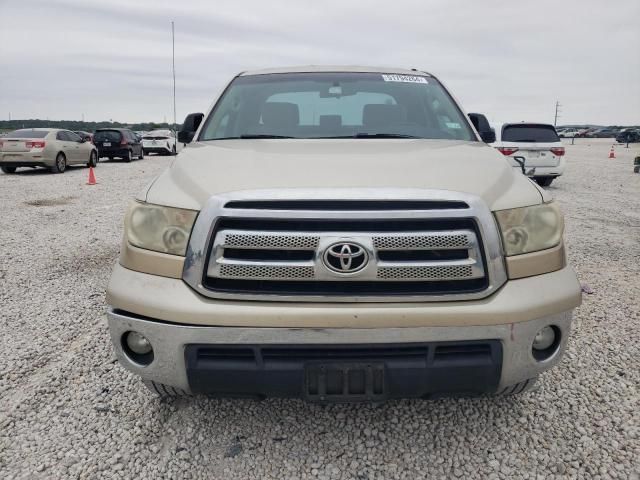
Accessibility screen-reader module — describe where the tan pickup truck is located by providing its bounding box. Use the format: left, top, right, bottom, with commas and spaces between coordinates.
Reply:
106, 66, 581, 402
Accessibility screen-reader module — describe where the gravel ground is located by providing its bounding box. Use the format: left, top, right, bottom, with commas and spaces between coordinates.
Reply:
0, 140, 638, 479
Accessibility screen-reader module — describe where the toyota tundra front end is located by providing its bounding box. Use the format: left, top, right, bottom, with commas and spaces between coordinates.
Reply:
106, 66, 581, 401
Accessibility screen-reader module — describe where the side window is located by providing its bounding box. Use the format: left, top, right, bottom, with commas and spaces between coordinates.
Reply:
56, 131, 66, 141
67, 131, 82, 142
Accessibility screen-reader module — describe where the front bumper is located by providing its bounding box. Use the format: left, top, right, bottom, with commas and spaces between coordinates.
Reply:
108, 308, 573, 399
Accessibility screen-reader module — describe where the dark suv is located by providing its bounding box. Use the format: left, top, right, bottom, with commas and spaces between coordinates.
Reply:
615, 129, 640, 144
94, 128, 144, 162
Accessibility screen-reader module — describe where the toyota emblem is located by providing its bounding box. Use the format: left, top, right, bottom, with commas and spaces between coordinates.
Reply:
323, 242, 368, 274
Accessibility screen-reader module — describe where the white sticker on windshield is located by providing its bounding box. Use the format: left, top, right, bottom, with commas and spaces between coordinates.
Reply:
381, 74, 428, 84
446, 122, 462, 129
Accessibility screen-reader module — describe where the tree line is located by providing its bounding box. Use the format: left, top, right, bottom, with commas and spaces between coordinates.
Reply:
0, 119, 181, 132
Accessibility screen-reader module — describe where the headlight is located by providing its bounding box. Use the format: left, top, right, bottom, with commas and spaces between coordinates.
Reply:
126, 201, 197, 256
494, 202, 564, 256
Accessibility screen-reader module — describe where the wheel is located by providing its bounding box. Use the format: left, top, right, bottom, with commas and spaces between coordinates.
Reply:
143, 380, 191, 399
87, 150, 98, 168
124, 149, 132, 163
1, 166, 17, 174
171, 144, 177, 156
50, 153, 67, 173
138, 148, 144, 160
108, 156, 114, 162
535, 176, 554, 187
634, 165, 640, 173
497, 376, 538, 396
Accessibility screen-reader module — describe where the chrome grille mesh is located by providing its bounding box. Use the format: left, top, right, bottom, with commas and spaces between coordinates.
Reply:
219, 264, 315, 280
377, 264, 474, 281
373, 233, 470, 250
225, 233, 319, 249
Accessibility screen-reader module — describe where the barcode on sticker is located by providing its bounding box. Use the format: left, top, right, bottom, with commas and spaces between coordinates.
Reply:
381, 74, 428, 84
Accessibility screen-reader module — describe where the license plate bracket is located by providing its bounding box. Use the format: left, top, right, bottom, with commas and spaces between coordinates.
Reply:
304, 362, 386, 402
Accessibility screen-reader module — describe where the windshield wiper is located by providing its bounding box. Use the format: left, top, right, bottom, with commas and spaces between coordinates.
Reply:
240, 134, 296, 139
211, 134, 296, 140
317, 133, 420, 139
355, 133, 419, 138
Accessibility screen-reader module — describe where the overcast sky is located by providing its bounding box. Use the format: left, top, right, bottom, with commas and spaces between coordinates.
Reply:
0, 0, 638, 127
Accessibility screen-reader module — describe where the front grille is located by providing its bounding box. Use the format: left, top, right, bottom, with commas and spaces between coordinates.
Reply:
203, 216, 487, 297
181, 190, 507, 302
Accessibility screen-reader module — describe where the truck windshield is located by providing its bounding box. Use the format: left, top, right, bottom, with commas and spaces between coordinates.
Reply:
199, 72, 476, 141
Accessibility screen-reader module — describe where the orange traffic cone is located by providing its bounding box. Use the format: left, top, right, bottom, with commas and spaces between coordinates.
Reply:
609, 146, 615, 159
87, 166, 97, 185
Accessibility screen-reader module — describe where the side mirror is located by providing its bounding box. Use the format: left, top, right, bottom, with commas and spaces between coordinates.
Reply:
79, 137, 86, 143
468, 113, 496, 143
178, 113, 204, 144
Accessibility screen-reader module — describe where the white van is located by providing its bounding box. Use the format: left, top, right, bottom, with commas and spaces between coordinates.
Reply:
492, 123, 566, 187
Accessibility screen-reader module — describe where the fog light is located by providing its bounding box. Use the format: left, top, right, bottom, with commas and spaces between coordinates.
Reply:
532, 326, 556, 351
125, 331, 152, 355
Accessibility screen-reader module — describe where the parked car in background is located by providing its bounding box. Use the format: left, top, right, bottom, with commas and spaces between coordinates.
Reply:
142, 129, 177, 155
615, 129, 640, 144
493, 122, 565, 187
94, 128, 144, 162
74, 130, 93, 143
558, 128, 578, 138
0, 128, 97, 174
587, 128, 617, 138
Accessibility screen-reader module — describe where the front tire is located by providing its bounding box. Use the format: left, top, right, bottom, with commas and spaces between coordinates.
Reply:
1, 166, 17, 174
88, 150, 98, 168
50, 153, 67, 173
171, 144, 177, 155
497, 376, 538, 396
143, 380, 191, 399
535, 176, 554, 187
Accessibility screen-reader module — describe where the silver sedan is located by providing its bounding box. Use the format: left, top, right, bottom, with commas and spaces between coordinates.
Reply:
0, 128, 98, 174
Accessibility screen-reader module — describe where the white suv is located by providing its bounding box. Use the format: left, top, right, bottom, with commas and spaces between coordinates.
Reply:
493, 123, 566, 187
142, 130, 177, 156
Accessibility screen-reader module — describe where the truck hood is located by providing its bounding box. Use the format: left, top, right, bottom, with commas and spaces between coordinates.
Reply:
143, 139, 546, 211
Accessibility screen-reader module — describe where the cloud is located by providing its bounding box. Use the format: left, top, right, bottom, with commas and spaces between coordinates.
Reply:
0, 0, 638, 125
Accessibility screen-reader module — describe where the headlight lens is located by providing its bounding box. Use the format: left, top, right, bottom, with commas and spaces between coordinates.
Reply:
126, 201, 197, 256
495, 202, 564, 256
